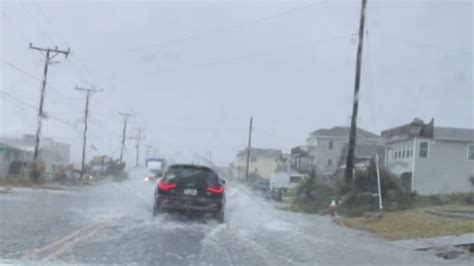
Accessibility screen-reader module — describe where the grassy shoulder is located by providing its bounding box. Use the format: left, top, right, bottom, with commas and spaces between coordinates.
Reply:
341, 204, 474, 241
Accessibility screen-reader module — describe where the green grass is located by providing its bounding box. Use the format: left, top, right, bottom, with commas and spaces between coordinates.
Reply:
342, 206, 474, 240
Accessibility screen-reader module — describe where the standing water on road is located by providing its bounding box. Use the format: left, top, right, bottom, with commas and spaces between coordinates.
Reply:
0, 169, 463, 265
1, 0, 472, 265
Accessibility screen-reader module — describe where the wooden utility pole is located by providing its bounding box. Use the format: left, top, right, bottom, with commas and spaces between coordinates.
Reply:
145, 145, 153, 159
118, 112, 134, 164
75, 86, 103, 179
245, 117, 253, 182
29, 43, 70, 182
345, 0, 368, 184
130, 128, 145, 167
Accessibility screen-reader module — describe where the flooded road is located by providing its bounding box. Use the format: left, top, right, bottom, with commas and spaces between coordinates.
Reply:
0, 170, 466, 265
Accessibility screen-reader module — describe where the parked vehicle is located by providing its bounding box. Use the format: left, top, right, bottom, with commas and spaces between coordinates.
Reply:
144, 158, 166, 183
270, 172, 304, 201
153, 164, 226, 223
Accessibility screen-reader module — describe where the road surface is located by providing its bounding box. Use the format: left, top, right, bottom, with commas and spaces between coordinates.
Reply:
0, 169, 469, 265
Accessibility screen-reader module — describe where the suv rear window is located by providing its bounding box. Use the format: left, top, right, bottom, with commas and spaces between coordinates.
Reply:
164, 165, 218, 186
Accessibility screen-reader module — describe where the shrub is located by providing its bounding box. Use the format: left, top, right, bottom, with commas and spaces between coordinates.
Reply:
291, 169, 337, 214
338, 159, 415, 216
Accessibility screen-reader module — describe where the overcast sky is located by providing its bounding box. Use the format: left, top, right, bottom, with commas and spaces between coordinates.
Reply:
1, 0, 472, 166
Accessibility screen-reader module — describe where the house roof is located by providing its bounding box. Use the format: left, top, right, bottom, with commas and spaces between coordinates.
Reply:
310, 126, 379, 139
434, 127, 474, 142
0, 139, 34, 152
237, 147, 282, 158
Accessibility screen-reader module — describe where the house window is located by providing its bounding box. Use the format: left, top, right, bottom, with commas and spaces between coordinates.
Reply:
394, 150, 398, 159
250, 156, 257, 162
402, 150, 406, 158
419, 142, 429, 158
468, 144, 474, 160
328, 140, 334, 150
327, 158, 333, 166
289, 176, 302, 183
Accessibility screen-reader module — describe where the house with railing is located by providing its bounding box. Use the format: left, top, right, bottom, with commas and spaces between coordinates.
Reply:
382, 118, 474, 194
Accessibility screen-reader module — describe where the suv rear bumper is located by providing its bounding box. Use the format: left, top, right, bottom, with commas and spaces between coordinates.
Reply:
155, 195, 223, 213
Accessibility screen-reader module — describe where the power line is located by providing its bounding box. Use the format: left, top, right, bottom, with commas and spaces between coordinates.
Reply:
123, 1, 328, 53
370, 33, 472, 56
0, 90, 74, 128
1, 58, 42, 82
151, 33, 356, 75
16, 2, 99, 84
0, 90, 38, 110
1, 91, 123, 158
0, 58, 75, 99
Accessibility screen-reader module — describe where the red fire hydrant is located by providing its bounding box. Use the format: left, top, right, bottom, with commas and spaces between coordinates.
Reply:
328, 200, 337, 217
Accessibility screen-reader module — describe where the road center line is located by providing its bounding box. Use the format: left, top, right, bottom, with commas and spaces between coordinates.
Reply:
42, 223, 106, 261
20, 223, 105, 261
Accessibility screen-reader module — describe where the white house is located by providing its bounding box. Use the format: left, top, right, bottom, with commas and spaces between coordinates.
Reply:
306, 126, 381, 175
0, 135, 71, 180
234, 147, 283, 181
382, 118, 474, 195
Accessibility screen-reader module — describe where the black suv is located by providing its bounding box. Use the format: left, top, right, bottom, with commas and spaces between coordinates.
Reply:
153, 164, 226, 222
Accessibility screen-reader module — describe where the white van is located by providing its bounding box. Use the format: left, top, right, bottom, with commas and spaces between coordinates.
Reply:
270, 171, 304, 198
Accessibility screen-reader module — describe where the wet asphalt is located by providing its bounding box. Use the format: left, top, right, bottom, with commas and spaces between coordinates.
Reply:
0, 169, 470, 265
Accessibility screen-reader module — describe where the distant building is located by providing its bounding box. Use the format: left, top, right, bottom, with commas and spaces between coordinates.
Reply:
0, 142, 33, 180
289, 146, 315, 173
234, 147, 283, 181
306, 126, 381, 175
0, 135, 71, 180
335, 143, 385, 176
382, 118, 474, 195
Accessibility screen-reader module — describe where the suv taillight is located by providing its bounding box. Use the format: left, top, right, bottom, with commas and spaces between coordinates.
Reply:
207, 185, 224, 194
158, 179, 176, 190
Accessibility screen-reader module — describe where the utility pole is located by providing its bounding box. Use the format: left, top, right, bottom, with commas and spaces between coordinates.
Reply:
130, 128, 145, 167
145, 145, 153, 159
345, 0, 368, 185
75, 86, 103, 179
118, 112, 134, 164
29, 43, 70, 183
245, 117, 253, 183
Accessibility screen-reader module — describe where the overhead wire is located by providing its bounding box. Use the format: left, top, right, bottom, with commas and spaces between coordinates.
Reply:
3, 3, 121, 151
150, 33, 357, 75
123, 0, 329, 53
0, 90, 75, 128
369, 33, 472, 56
22, 2, 98, 83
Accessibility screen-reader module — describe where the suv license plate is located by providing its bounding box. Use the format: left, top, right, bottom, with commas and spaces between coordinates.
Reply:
184, 189, 197, 196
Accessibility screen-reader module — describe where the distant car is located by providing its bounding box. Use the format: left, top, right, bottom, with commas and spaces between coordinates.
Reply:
153, 164, 226, 223
81, 174, 96, 184
144, 170, 163, 183
270, 172, 304, 201
270, 172, 304, 194
252, 180, 270, 192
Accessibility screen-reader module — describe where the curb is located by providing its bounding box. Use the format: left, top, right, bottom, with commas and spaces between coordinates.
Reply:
424, 209, 474, 220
